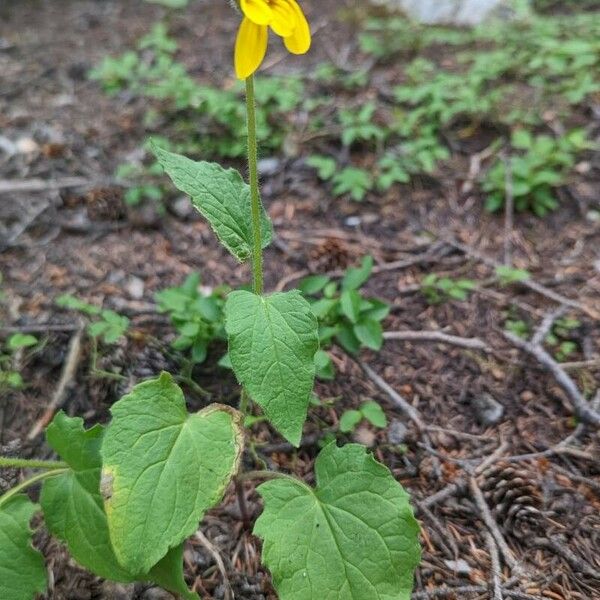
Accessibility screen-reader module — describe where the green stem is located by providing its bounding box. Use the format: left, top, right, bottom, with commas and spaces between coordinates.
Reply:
239, 389, 250, 416
0, 457, 67, 470
0, 469, 67, 508
238, 469, 313, 492
245, 75, 264, 296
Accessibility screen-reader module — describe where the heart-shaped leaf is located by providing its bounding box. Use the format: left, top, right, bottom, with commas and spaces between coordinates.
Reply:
153, 145, 272, 262
0, 496, 47, 600
254, 443, 421, 600
101, 373, 244, 573
40, 412, 135, 582
40, 412, 198, 598
225, 290, 319, 446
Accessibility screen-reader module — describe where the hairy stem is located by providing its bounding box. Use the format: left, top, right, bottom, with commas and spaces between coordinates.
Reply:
0, 456, 67, 470
238, 469, 313, 492
245, 75, 264, 296
0, 469, 67, 508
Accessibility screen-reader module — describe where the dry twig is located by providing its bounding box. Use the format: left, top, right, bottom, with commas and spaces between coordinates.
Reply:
0, 177, 96, 194
195, 530, 233, 600
531, 537, 600, 580
469, 476, 523, 577
439, 235, 600, 320
384, 330, 492, 352
359, 362, 425, 430
27, 325, 84, 439
503, 331, 600, 426
486, 530, 504, 600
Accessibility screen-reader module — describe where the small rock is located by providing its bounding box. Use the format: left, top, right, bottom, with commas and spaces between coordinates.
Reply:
127, 204, 162, 228
444, 558, 472, 575
594, 258, 600, 274
126, 276, 145, 300
100, 581, 136, 600
387, 419, 408, 445
471, 392, 504, 426
141, 587, 177, 600
15, 137, 39, 154
258, 157, 281, 176
589, 212, 600, 225
520, 390, 534, 402
170, 196, 194, 220
0, 135, 16, 155
353, 425, 376, 447
345, 216, 361, 227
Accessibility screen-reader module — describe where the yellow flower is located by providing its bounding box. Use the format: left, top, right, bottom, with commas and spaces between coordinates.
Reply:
234, 0, 311, 79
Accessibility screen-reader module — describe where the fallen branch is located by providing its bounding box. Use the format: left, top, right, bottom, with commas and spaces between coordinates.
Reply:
412, 586, 487, 599
275, 242, 451, 291
485, 530, 504, 600
0, 177, 96, 194
532, 537, 600, 580
531, 306, 568, 347
419, 441, 510, 510
503, 331, 600, 426
195, 530, 233, 600
469, 476, 523, 577
359, 362, 425, 431
27, 326, 84, 439
0, 322, 80, 335
440, 235, 600, 320
384, 330, 492, 352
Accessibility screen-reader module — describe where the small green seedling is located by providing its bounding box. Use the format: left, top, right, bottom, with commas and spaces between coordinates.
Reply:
421, 273, 476, 305
306, 158, 374, 201
504, 318, 531, 339
339, 400, 388, 434
496, 265, 531, 286
300, 256, 390, 361
0, 334, 38, 390
155, 273, 227, 366
483, 129, 591, 216
545, 317, 581, 362
338, 102, 386, 147
56, 295, 129, 344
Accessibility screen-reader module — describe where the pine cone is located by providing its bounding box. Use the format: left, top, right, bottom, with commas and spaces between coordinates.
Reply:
478, 461, 543, 537
308, 238, 352, 272
85, 187, 125, 221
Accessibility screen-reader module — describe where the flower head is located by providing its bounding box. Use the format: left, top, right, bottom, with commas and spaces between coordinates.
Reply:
234, 0, 311, 79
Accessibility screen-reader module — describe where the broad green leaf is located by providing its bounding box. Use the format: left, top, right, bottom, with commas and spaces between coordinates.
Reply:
342, 256, 374, 291
225, 290, 319, 446
360, 401, 388, 428
340, 290, 362, 324
149, 545, 198, 600
101, 373, 244, 573
339, 410, 362, 433
299, 275, 331, 296
336, 324, 361, 355
354, 319, 383, 351
0, 496, 47, 600
254, 444, 421, 600
7, 333, 38, 350
314, 349, 335, 381
40, 412, 135, 582
153, 146, 272, 262
40, 412, 198, 598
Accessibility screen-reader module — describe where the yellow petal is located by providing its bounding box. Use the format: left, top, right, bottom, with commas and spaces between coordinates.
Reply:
235, 18, 269, 79
240, 0, 273, 25
268, 0, 296, 38
283, 0, 311, 55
